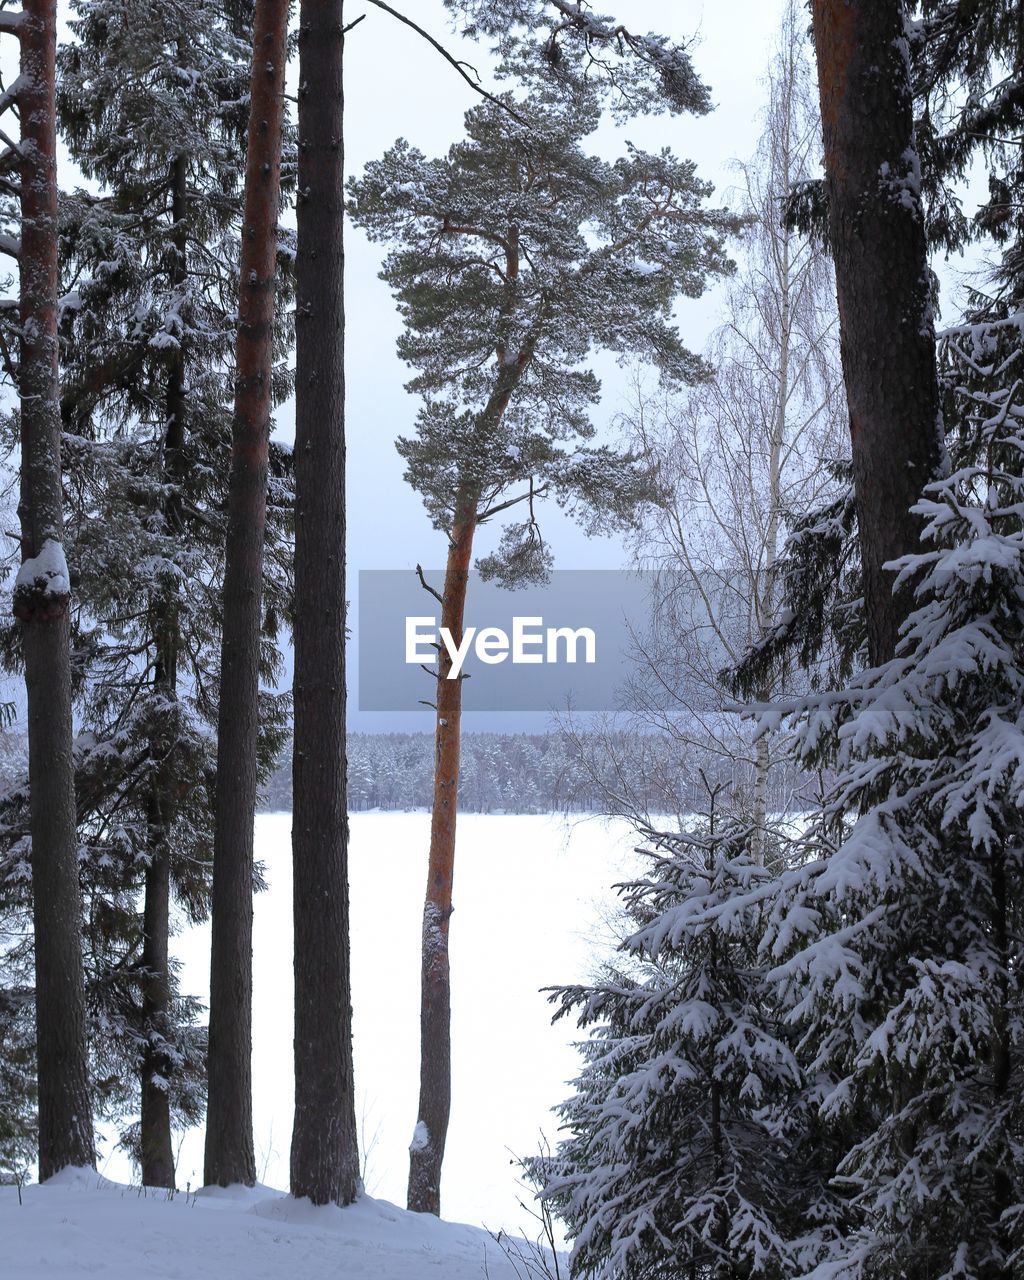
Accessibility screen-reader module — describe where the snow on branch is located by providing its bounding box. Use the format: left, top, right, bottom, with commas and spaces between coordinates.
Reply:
13, 538, 71, 621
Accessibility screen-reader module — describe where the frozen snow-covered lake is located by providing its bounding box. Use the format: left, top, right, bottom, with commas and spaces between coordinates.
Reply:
98, 811, 641, 1236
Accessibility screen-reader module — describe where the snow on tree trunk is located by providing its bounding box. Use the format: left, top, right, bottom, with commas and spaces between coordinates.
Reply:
11, 0, 95, 1180
810, 0, 943, 665
407, 498, 477, 1216
205, 0, 289, 1192
289, 0, 359, 1208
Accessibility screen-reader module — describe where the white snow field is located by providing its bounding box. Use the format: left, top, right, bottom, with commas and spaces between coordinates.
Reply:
2, 813, 642, 1276
0, 1168, 527, 1279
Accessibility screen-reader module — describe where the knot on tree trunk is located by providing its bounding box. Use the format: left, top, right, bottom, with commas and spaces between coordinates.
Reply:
13, 581, 71, 621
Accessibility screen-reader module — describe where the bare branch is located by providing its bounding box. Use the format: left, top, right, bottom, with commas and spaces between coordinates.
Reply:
477, 483, 550, 523
362, 0, 529, 126
415, 562, 444, 605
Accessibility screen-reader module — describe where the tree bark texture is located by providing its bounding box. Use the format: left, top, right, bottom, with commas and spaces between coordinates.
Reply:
135, 153, 190, 1191
205, 0, 289, 1191
289, 0, 359, 1208
810, 0, 943, 665
407, 498, 477, 1216
139, 778, 174, 1189
11, 0, 95, 1180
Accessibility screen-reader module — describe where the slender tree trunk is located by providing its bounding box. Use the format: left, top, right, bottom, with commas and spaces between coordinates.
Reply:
290, 0, 359, 1208
809, 0, 943, 665
752, 147, 791, 867
137, 154, 189, 1190
140, 769, 174, 1188
989, 845, 1012, 1273
205, 0, 288, 1191
10, 0, 95, 1179
407, 495, 477, 1216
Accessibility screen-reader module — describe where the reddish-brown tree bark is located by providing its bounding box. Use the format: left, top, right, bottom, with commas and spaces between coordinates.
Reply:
6, 0, 95, 1179
408, 328, 536, 1216
204, 0, 289, 1191
407, 497, 477, 1217
289, 0, 360, 1207
810, 0, 943, 664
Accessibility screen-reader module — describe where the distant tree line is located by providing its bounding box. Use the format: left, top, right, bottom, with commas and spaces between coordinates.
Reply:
257, 730, 811, 817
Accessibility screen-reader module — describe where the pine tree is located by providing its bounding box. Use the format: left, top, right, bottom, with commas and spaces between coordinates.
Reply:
289, 0, 360, 1209
349, 81, 737, 1216
444, 0, 712, 119
205, 0, 291, 1193
809, 0, 944, 665
0, 0, 96, 1181
33, 0, 294, 1186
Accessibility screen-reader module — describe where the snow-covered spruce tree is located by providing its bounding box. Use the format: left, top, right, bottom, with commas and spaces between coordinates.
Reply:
0, 0, 295, 1187
349, 82, 737, 1216
0, 948, 36, 1186
528, 795, 840, 1279
752, 331, 1024, 1280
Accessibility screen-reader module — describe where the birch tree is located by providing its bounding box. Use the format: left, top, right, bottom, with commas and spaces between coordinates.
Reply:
612, 0, 845, 855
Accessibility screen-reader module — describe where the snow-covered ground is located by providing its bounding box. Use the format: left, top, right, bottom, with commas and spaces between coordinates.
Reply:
97, 812, 641, 1237
1, 1168, 530, 1279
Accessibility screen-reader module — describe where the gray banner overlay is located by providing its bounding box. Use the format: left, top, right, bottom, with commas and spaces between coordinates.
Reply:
358, 570, 659, 713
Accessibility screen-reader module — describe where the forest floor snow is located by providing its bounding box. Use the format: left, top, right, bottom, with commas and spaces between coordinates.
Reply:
0, 1167, 538, 1279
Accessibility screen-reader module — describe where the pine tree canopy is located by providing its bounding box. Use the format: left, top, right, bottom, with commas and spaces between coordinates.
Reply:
348, 86, 737, 580
443, 0, 712, 119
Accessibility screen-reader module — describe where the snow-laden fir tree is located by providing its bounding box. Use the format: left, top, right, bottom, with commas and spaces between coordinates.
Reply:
0, 0, 294, 1188
349, 79, 737, 1216
529, 793, 841, 1280
751, 323, 1024, 1280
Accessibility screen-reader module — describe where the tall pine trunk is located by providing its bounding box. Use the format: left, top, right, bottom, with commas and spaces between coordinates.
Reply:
407, 497, 477, 1216
810, 0, 942, 665
406, 308, 534, 1215
138, 154, 188, 1190
290, 0, 359, 1207
10, 0, 95, 1179
205, 0, 288, 1191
